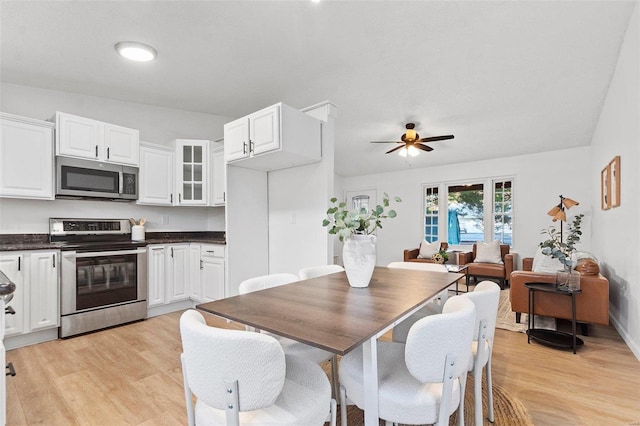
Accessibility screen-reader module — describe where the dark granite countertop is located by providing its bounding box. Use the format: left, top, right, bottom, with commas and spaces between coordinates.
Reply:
0, 231, 225, 252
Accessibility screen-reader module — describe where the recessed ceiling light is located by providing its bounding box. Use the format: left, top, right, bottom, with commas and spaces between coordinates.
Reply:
114, 41, 157, 62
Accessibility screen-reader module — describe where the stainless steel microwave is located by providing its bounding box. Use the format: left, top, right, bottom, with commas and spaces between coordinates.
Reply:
56, 156, 138, 201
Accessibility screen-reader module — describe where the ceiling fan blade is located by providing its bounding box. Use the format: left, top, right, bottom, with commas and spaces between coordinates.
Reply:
414, 143, 434, 152
418, 135, 455, 143
385, 145, 406, 154
370, 141, 403, 144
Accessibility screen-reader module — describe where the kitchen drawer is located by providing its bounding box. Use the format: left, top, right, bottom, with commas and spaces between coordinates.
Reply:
200, 244, 225, 258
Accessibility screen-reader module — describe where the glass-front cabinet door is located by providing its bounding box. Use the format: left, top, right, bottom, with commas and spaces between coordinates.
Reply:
175, 139, 208, 205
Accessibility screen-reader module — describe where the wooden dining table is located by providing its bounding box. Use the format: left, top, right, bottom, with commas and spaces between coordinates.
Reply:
196, 266, 463, 426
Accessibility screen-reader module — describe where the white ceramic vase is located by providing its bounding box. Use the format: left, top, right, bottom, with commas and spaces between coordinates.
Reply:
342, 234, 376, 288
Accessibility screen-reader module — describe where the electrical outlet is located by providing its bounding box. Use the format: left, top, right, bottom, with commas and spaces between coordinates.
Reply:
291, 214, 296, 224
162, 215, 170, 225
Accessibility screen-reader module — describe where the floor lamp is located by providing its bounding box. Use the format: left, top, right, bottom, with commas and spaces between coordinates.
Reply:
547, 195, 579, 241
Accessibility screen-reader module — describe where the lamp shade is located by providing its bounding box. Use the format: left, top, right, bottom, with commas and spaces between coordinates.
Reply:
562, 197, 579, 209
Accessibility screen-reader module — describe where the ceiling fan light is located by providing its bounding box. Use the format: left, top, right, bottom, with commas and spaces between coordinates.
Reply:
407, 145, 420, 157
405, 129, 417, 141
398, 147, 408, 157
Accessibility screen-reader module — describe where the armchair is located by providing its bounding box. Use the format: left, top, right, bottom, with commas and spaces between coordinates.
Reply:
457, 243, 515, 290
510, 258, 609, 327
404, 242, 448, 263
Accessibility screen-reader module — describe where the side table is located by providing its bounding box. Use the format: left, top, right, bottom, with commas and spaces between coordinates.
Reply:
525, 282, 584, 354
445, 264, 468, 294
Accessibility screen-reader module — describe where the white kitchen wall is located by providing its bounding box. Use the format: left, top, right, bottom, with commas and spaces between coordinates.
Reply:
0, 83, 230, 232
590, 3, 639, 359
268, 102, 337, 274
340, 147, 592, 269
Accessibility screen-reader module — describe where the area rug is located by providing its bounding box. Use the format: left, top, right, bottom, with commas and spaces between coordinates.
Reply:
322, 362, 533, 426
496, 289, 556, 333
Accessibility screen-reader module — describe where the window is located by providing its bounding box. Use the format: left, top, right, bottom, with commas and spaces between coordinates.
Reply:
423, 186, 439, 243
423, 178, 514, 246
448, 183, 484, 245
493, 180, 513, 245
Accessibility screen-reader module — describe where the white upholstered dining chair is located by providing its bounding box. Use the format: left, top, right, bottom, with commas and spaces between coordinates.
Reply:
298, 264, 345, 280
386, 261, 449, 343
339, 296, 476, 426
460, 280, 501, 426
179, 309, 336, 425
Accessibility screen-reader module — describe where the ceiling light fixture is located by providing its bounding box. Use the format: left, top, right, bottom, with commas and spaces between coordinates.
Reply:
114, 41, 157, 62
398, 145, 420, 157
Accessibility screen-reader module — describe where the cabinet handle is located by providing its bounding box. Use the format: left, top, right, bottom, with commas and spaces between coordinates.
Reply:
5, 306, 15, 315
170, 193, 173, 203
249, 140, 254, 153
243, 142, 247, 155
53, 254, 56, 268
171, 247, 174, 258
223, 192, 226, 202
17, 256, 20, 271
200, 260, 203, 270
95, 145, 99, 158
107, 147, 110, 159
206, 250, 215, 253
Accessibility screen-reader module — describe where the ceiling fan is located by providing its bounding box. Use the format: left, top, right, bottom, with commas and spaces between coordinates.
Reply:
370, 123, 454, 156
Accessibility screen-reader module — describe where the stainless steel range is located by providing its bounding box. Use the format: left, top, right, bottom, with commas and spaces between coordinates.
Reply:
51, 218, 147, 338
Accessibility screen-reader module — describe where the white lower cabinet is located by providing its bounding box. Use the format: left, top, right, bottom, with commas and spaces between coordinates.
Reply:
147, 246, 167, 307
188, 244, 225, 303
167, 244, 190, 303
0, 254, 24, 337
28, 251, 59, 332
0, 251, 59, 338
147, 244, 190, 307
199, 244, 225, 303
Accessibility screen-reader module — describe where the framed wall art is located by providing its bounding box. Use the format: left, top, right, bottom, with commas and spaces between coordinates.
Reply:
601, 164, 611, 210
609, 156, 621, 208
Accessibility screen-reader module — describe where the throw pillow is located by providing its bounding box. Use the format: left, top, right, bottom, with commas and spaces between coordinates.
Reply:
474, 241, 503, 264
532, 247, 564, 273
418, 241, 440, 259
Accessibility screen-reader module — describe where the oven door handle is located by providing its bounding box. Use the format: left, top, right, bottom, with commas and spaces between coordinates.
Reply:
70, 248, 148, 258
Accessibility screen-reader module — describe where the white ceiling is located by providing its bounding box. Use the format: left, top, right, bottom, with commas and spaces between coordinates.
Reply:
1, 1, 635, 177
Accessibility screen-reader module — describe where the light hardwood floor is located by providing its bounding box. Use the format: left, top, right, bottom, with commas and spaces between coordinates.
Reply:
5, 310, 640, 425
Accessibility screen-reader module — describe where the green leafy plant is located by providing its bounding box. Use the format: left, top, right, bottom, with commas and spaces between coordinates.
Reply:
438, 249, 449, 262
322, 193, 402, 242
539, 214, 584, 267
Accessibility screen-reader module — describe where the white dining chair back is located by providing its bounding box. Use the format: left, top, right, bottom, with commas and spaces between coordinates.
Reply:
461, 280, 501, 426
338, 296, 476, 426
179, 309, 336, 425
238, 272, 299, 294
299, 264, 345, 280
387, 261, 449, 343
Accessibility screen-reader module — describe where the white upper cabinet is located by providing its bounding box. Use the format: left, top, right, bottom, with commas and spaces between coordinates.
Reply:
0, 113, 55, 200
224, 102, 321, 171
210, 143, 226, 206
55, 112, 139, 166
175, 139, 209, 206
138, 142, 175, 206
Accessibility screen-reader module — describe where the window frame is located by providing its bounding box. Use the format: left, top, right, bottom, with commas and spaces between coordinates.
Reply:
421, 176, 515, 248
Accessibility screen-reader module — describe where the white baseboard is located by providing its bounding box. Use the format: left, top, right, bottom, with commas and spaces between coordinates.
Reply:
147, 300, 193, 318
609, 308, 640, 362
5, 328, 58, 351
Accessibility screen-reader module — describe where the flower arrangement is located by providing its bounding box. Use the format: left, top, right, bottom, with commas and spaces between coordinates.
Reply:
322, 193, 402, 241
433, 248, 449, 263
539, 213, 584, 267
